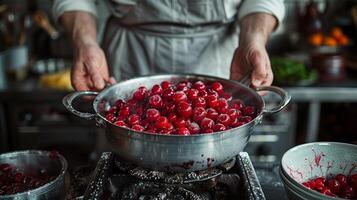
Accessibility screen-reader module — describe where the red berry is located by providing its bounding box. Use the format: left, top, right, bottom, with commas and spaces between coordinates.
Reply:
14, 173, 24, 183
174, 118, 187, 128
115, 120, 127, 127
243, 106, 255, 116
133, 86, 148, 100
206, 95, 219, 108
177, 101, 192, 118
198, 90, 208, 98
172, 91, 187, 103
187, 89, 199, 100
114, 99, 126, 109
120, 105, 131, 116
146, 108, 160, 122
162, 88, 175, 100
151, 84, 163, 95
155, 116, 171, 130
127, 99, 138, 108
161, 81, 171, 89
132, 124, 144, 132
187, 122, 200, 134
206, 108, 219, 120
221, 92, 232, 101
159, 129, 173, 135
240, 116, 252, 123
164, 101, 176, 113
340, 186, 355, 199
192, 107, 206, 123
135, 106, 144, 116
213, 123, 226, 132
149, 94, 163, 109
227, 109, 240, 120
349, 174, 357, 190
193, 97, 206, 108
177, 127, 190, 135
207, 89, 219, 98
314, 177, 326, 191
303, 181, 315, 189
327, 179, 341, 194
165, 113, 176, 122
336, 174, 348, 187
107, 106, 118, 115
105, 113, 116, 122
128, 114, 140, 125
211, 82, 224, 94
202, 128, 214, 134
217, 114, 231, 127
193, 81, 206, 90
232, 100, 244, 110
231, 118, 245, 128
323, 188, 337, 197
176, 83, 188, 92
217, 98, 228, 112
200, 118, 215, 130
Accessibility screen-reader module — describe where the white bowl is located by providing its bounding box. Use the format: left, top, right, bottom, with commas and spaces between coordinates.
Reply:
280, 142, 357, 200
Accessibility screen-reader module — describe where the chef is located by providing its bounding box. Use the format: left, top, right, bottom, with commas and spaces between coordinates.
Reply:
53, 0, 285, 91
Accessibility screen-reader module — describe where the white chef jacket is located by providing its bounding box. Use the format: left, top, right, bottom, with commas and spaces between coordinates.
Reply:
52, 0, 285, 80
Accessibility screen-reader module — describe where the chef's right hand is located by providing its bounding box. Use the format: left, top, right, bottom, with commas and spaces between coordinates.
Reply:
72, 41, 116, 91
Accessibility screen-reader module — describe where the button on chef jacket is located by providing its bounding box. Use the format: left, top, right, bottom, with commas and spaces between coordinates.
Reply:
53, 0, 285, 81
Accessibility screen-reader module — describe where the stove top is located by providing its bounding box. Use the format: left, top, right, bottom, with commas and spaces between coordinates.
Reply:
83, 152, 265, 200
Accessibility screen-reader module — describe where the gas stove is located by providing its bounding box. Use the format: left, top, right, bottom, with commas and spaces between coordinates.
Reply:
82, 152, 266, 200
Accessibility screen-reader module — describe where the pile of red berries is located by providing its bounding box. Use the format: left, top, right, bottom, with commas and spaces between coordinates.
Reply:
302, 173, 357, 199
0, 163, 55, 195
105, 80, 256, 135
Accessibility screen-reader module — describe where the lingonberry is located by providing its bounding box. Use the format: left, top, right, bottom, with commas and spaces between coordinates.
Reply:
206, 108, 219, 120
132, 124, 145, 132
200, 118, 215, 130
187, 122, 200, 134
206, 95, 219, 108
161, 81, 171, 89
216, 114, 231, 127
177, 101, 192, 118
192, 107, 206, 123
211, 82, 224, 93
146, 108, 160, 122
115, 120, 127, 127
327, 179, 341, 194
243, 106, 255, 116
172, 91, 187, 103
177, 127, 190, 135
213, 123, 226, 132
133, 86, 148, 100
187, 89, 199, 100
149, 94, 163, 109
151, 84, 163, 95
193, 81, 206, 90
193, 97, 206, 108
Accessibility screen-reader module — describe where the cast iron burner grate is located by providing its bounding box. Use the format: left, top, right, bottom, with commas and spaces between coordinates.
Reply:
83, 152, 266, 200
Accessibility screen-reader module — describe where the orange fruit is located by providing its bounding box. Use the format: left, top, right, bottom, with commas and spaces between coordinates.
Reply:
337, 35, 349, 45
309, 33, 324, 46
330, 27, 344, 39
323, 36, 338, 47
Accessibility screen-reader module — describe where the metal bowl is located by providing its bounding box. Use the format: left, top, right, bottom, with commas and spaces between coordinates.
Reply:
280, 142, 357, 200
0, 150, 67, 200
63, 74, 290, 172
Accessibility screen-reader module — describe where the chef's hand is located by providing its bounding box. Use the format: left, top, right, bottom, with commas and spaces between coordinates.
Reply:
230, 13, 277, 88
59, 11, 116, 91
72, 41, 115, 91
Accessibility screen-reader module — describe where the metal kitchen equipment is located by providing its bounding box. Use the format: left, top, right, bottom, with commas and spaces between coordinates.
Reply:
0, 150, 67, 200
63, 74, 291, 172
83, 152, 266, 200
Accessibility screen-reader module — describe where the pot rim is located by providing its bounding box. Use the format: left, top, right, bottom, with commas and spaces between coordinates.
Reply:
93, 73, 265, 137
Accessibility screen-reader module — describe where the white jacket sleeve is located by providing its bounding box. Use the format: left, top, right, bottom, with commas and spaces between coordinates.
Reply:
238, 0, 285, 26
52, 0, 98, 22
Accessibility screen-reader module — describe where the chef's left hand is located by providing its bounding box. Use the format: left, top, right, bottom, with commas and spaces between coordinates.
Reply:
230, 38, 273, 87
230, 13, 277, 88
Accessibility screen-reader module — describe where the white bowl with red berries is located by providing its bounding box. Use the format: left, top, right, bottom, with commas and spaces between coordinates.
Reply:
280, 142, 357, 200
63, 74, 290, 172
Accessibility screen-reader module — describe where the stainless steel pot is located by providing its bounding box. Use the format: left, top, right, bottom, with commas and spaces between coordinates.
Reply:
63, 74, 290, 172
0, 150, 67, 200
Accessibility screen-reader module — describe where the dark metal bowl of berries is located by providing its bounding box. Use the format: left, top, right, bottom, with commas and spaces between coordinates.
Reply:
0, 150, 67, 199
63, 74, 290, 172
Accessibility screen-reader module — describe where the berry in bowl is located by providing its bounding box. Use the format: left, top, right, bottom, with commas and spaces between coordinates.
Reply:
280, 142, 357, 200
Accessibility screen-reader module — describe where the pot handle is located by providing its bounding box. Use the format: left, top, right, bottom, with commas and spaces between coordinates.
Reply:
255, 86, 291, 115
62, 91, 98, 120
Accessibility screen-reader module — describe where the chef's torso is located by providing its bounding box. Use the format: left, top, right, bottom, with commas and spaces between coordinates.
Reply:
102, 0, 241, 80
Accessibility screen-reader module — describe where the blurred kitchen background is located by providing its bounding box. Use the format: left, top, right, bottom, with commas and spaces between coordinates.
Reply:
0, 0, 357, 168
